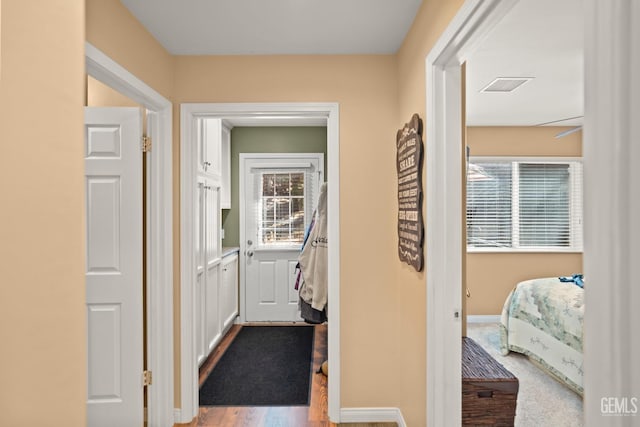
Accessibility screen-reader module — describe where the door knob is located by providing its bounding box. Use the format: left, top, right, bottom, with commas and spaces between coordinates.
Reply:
247, 250, 254, 257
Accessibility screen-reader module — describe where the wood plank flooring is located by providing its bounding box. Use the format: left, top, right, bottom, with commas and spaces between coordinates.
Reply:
197, 324, 397, 427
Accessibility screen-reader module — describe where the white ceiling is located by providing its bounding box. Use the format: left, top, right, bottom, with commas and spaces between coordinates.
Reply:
466, 0, 584, 126
119, 0, 583, 127
119, 0, 422, 55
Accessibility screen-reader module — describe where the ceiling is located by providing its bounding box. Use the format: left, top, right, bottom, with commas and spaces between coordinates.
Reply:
466, 0, 584, 126
119, 0, 422, 55
120, 0, 583, 127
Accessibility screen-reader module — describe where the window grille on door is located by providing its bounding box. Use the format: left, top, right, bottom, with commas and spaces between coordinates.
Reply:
259, 172, 306, 245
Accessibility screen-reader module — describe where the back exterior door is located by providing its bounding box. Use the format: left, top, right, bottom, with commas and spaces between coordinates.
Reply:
84, 107, 143, 427
241, 154, 324, 321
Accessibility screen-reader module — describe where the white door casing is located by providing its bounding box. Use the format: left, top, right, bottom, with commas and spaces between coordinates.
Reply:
241, 153, 324, 322
180, 103, 340, 422
85, 107, 143, 427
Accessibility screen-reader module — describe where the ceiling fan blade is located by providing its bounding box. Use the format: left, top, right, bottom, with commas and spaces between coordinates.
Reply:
536, 115, 584, 126
555, 126, 582, 138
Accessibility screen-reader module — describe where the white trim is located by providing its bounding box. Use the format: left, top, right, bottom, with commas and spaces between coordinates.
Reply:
180, 103, 341, 422
424, 1, 519, 426
173, 409, 182, 424
340, 408, 406, 427
467, 315, 501, 324
85, 43, 174, 427
583, 1, 640, 425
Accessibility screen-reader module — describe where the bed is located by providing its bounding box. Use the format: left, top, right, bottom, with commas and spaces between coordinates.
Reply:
500, 277, 584, 395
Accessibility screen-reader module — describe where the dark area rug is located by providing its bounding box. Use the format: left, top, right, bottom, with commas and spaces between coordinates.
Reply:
199, 326, 315, 406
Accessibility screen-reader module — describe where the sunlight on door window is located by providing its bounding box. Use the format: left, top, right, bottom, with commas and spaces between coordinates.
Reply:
260, 172, 305, 245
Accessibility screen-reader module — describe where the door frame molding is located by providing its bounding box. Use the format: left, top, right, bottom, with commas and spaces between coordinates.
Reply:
239, 152, 325, 323
180, 102, 341, 422
85, 42, 174, 427
424, 1, 520, 424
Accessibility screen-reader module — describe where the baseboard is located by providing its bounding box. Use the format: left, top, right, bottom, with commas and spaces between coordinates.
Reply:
340, 407, 406, 427
173, 409, 197, 426
467, 314, 501, 323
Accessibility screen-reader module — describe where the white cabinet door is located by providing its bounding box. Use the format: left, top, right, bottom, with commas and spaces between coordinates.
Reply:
84, 107, 143, 427
220, 124, 231, 209
201, 118, 222, 177
206, 264, 221, 353
205, 184, 220, 262
196, 271, 206, 366
220, 254, 239, 330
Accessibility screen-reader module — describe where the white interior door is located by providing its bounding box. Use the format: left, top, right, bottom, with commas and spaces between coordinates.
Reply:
242, 154, 324, 321
85, 107, 143, 427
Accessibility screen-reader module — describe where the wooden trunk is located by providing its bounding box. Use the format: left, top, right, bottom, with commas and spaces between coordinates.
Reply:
462, 337, 519, 426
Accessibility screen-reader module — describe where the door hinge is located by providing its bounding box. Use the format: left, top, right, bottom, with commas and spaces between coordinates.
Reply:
143, 370, 153, 387
142, 135, 152, 153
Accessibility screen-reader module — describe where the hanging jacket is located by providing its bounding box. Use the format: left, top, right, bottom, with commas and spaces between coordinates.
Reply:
298, 182, 328, 311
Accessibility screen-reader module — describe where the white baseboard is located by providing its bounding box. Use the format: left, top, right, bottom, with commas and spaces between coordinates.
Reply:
467, 314, 501, 324
173, 408, 193, 424
340, 407, 406, 427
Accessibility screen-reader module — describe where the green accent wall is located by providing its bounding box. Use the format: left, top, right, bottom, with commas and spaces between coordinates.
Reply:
222, 127, 328, 247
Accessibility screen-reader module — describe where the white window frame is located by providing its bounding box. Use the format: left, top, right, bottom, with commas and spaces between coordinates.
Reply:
466, 156, 583, 253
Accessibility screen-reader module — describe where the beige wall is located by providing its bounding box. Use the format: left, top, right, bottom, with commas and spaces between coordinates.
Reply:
174, 53, 404, 412
0, 1, 86, 425
87, 76, 139, 107
395, 0, 465, 424
466, 126, 583, 314
86, 0, 174, 101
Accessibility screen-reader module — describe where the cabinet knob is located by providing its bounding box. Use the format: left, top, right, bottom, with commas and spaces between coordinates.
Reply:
247, 250, 254, 257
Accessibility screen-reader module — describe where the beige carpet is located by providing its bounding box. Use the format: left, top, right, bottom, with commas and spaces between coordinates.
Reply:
467, 323, 583, 427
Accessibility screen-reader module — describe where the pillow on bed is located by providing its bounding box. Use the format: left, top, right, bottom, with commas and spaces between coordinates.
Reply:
559, 273, 584, 288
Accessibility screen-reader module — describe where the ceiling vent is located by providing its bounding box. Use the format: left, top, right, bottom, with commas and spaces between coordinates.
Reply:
480, 77, 534, 93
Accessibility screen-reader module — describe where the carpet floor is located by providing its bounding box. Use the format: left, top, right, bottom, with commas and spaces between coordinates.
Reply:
467, 322, 583, 427
199, 325, 315, 406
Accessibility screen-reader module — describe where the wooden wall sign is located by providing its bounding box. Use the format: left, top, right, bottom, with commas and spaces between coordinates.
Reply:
397, 113, 424, 272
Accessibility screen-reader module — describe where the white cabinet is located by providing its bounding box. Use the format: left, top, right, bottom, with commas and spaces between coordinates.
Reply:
220, 253, 239, 330
195, 178, 222, 366
220, 124, 231, 209
193, 118, 235, 367
198, 118, 222, 177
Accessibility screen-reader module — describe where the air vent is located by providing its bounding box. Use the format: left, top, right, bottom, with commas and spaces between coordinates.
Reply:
480, 77, 533, 93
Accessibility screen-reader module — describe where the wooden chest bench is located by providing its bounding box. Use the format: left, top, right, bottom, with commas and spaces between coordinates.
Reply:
462, 337, 519, 426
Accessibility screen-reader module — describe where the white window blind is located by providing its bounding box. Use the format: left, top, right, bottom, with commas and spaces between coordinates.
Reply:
259, 172, 306, 245
466, 159, 583, 251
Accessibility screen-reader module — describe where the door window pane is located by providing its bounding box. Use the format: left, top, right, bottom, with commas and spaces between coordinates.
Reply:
260, 172, 306, 245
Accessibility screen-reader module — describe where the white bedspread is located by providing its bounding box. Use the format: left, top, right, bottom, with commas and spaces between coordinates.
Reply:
500, 277, 584, 395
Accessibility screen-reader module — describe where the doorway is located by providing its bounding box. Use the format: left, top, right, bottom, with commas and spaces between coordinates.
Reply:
179, 102, 341, 422
240, 153, 325, 322
86, 43, 174, 427
426, 0, 640, 425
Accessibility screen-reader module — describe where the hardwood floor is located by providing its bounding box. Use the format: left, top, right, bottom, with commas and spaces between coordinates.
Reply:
197, 324, 396, 427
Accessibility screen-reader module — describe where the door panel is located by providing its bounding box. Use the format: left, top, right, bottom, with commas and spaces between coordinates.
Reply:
85, 107, 143, 427
242, 154, 324, 322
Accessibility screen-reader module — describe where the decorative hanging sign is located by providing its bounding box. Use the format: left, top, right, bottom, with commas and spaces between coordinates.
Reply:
397, 113, 424, 272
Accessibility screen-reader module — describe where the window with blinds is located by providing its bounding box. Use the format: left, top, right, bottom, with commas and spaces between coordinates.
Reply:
466, 159, 583, 251
259, 172, 306, 245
